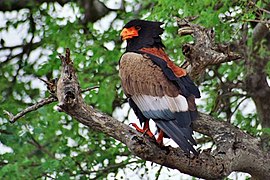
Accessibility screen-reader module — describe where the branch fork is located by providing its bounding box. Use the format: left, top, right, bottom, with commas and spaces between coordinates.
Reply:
4, 18, 270, 179
177, 17, 241, 79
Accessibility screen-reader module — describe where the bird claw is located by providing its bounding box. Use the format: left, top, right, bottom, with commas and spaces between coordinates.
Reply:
129, 123, 155, 138
156, 130, 165, 147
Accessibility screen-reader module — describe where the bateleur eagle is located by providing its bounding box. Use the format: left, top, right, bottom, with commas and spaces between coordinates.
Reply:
119, 19, 200, 155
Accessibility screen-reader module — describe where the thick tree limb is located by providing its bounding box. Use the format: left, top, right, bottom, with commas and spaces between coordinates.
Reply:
5, 45, 270, 178
5, 18, 270, 178
252, 22, 270, 44
176, 15, 270, 151
246, 18, 270, 149
51, 48, 269, 179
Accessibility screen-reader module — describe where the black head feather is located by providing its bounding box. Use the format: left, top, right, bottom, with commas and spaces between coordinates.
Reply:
123, 19, 165, 51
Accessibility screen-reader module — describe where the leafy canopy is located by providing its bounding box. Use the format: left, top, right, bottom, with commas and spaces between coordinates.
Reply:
0, 0, 268, 179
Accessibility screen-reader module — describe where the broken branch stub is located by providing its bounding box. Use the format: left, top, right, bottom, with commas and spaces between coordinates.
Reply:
177, 17, 241, 79
57, 48, 82, 110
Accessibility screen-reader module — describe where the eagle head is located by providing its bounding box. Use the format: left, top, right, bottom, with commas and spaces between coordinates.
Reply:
120, 19, 165, 51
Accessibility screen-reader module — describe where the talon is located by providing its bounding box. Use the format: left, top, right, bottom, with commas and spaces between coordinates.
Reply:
156, 130, 164, 146
142, 127, 154, 138
130, 123, 144, 133
130, 122, 154, 138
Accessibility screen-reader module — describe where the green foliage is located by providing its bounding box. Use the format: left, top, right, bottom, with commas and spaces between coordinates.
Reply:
0, 0, 269, 179
266, 61, 270, 77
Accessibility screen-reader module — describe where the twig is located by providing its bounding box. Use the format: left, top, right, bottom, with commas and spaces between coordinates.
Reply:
228, 96, 249, 122
244, 19, 270, 25
155, 165, 163, 180
90, 160, 141, 178
0, 129, 12, 135
0, 44, 24, 51
38, 77, 49, 85
80, 86, 99, 93
72, 157, 91, 174
248, 1, 270, 15
4, 96, 57, 123
38, 77, 58, 94
27, 134, 54, 158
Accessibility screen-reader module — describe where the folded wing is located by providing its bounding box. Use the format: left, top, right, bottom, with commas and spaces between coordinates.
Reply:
119, 52, 198, 155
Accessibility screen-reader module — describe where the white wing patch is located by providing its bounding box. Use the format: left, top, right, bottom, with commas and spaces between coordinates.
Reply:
132, 94, 188, 119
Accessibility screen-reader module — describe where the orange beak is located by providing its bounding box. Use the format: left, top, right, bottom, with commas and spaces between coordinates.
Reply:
120, 27, 139, 40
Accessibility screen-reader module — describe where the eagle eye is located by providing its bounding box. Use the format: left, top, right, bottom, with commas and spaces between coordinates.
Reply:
135, 26, 141, 30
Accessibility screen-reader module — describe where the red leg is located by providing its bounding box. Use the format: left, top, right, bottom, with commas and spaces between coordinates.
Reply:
130, 120, 154, 138
156, 130, 164, 145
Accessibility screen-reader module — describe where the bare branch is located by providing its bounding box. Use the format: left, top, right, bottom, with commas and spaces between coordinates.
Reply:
248, 1, 270, 15
4, 96, 57, 123
38, 78, 58, 94
245, 19, 270, 25
0, 129, 12, 135
27, 134, 55, 158
155, 165, 163, 180
89, 160, 141, 174
81, 86, 99, 93
0, 44, 25, 51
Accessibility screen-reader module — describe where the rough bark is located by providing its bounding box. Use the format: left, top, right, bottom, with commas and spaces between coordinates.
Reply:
245, 2, 270, 149
248, 3, 270, 130
52, 48, 270, 179
177, 17, 241, 79
3, 14, 270, 178
178, 16, 270, 150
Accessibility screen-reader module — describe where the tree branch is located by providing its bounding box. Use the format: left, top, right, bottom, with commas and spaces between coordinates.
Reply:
81, 86, 99, 93
27, 134, 55, 158
51, 48, 269, 179
177, 16, 242, 79
5, 18, 270, 178
4, 96, 57, 123
248, 1, 270, 15
252, 22, 270, 44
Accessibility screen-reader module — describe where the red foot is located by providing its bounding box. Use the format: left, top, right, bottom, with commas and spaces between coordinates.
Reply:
130, 122, 154, 138
156, 130, 164, 146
